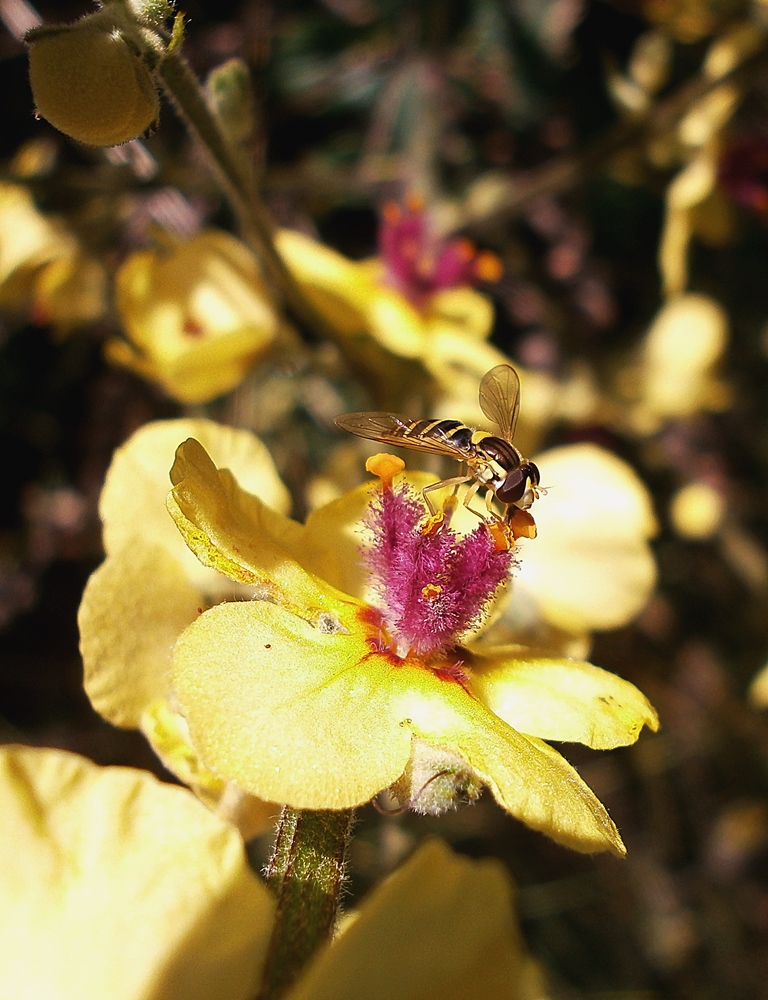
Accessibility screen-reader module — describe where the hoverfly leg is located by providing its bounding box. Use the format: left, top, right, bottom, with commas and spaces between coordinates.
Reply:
422, 474, 473, 515
460, 479, 491, 522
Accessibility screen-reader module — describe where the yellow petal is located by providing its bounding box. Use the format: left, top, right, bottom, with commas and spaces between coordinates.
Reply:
144, 327, 280, 405
275, 228, 369, 335
366, 286, 427, 357
101, 418, 289, 592
641, 293, 728, 418
33, 251, 106, 333
114, 229, 278, 403
290, 839, 544, 1000
292, 481, 374, 598
139, 701, 278, 839
0, 182, 64, 307
174, 592, 624, 852
168, 437, 351, 616
394, 680, 626, 855
513, 443, 657, 634
470, 650, 659, 749
426, 286, 494, 341
0, 745, 273, 1000
749, 662, 768, 708
172, 600, 413, 808
79, 540, 200, 727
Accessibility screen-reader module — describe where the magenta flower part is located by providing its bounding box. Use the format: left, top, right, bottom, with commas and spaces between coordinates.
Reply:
378, 199, 498, 307
363, 480, 514, 657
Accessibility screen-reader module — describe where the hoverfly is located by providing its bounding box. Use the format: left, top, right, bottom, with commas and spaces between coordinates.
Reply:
335, 364, 542, 525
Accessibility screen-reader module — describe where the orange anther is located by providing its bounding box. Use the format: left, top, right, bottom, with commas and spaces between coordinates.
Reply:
382, 201, 401, 223
487, 519, 514, 551
405, 191, 425, 213
474, 251, 503, 282
455, 237, 475, 261
508, 508, 537, 540
366, 452, 405, 490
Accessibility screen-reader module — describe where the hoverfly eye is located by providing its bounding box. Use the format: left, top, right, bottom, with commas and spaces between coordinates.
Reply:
496, 468, 528, 504
528, 462, 540, 486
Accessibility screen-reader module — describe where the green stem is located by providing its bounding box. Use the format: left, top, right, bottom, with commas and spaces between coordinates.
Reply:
155, 49, 338, 342
257, 807, 355, 1000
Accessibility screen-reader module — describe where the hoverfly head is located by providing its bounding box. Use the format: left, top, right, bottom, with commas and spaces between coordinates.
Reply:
496, 461, 541, 507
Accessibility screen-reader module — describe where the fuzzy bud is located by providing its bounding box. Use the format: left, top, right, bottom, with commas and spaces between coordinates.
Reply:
27, 17, 160, 147
389, 739, 483, 815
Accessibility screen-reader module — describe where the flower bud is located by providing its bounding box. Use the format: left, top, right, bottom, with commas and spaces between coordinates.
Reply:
27, 20, 159, 147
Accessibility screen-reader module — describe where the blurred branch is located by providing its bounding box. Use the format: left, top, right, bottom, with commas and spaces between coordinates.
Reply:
453, 33, 768, 234
157, 49, 342, 344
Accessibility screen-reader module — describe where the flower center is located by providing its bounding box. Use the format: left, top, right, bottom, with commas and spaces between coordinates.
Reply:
378, 195, 502, 308
362, 455, 515, 658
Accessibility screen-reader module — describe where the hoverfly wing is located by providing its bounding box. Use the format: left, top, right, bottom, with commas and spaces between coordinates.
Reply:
335, 412, 468, 458
478, 364, 521, 441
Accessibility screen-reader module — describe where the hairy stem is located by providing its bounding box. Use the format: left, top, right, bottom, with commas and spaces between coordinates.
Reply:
257, 807, 355, 1000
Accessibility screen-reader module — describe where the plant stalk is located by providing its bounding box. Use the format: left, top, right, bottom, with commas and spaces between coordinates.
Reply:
257, 806, 355, 1000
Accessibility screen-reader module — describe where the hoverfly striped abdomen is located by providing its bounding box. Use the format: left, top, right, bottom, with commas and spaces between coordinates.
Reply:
415, 420, 475, 453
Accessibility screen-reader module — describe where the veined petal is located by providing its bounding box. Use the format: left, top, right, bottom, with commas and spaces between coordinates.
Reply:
172, 601, 413, 809
289, 839, 544, 1000
79, 540, 200, 727
470, 649, 659, 749
168, 438, 355, 619
392, 678, 626, 855
0, 746, 273, 1000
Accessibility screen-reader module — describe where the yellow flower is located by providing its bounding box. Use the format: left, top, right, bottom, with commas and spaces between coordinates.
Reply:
33, 250, 107, 335
107, 229, 279, 404
623, 293, 730, 432
276, 197, 498, 365
78, 418, 289, 835
0, 181, 64, 310
0, 743, 546, 1000
504, 443, 658, 640
166, 433, 658, 855
0, 745, 272, 1000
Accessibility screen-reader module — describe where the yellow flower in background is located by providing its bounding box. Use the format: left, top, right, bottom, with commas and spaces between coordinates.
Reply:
276, 196, 500, 363
502, 444, 658, 643
166, 434, 657, 855
0, 745, 272, 1000
78, 418, 289, 836
636, 293, 729, 427
642, 0, 746, 42
0, 743, 547, 1000
108, 229, 279, 404
0, 181, 64, 310
0, 181, 108, 335
33, 250, 107, 335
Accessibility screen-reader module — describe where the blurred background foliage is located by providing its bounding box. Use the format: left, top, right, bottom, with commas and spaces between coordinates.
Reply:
5, 0, 768, 996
